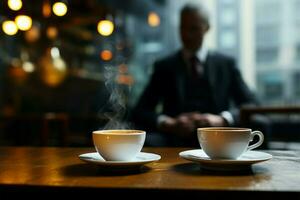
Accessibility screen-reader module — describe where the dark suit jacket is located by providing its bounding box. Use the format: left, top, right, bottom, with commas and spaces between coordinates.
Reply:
131, 50, 257, 131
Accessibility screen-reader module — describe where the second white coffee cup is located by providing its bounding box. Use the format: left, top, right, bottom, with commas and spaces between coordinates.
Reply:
92, 129, 146, 161
197, 127, 264, 160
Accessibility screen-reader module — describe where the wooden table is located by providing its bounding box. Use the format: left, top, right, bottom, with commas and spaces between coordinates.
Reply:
0, 147, 300, 198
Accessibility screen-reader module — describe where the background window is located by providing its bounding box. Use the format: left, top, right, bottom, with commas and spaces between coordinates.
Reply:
220, 31, 236, 49
256, 48, 279, 64
257, 72, 284, 102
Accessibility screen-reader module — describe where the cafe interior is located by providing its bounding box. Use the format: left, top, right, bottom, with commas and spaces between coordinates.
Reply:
0, 0, 299, 149
1, 0, 300, 197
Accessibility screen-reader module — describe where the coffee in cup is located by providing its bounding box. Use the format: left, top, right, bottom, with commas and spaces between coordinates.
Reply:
197, 127, 264, 159
92, 129, 146, 161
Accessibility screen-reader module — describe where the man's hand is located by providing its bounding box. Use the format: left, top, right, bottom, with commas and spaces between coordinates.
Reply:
158, 112, 227, 138
199, 113, 227, 127
182, 112, 227, 127
158, 114, 196, 137
176, 114, 196, 136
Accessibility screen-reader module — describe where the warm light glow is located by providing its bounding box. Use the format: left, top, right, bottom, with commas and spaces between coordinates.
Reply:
117, 75, 134, 86
8, 0, 22, 11
53, 58, 66, 71
118, 64, 128, 73
9, 59, 27, 85
15, 15, 32, 31
52, 2, 67, 17
39, 48, 67, 87
100, 50, 113, 61
148, 12, 160, 27
46, 26, 58, 39
22, 61, 35, 73
2, 20, 18, 36
42, 1, 51, 18
97, 20, 114, 36
24, 25, 40, 42
50, 47, 60, 59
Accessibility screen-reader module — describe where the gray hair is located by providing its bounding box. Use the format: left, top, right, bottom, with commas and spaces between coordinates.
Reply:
180, 3, 210, 27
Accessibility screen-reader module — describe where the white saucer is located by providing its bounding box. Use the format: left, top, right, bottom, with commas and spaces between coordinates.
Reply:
179, 149, 272, 171
79, 152, 161, 169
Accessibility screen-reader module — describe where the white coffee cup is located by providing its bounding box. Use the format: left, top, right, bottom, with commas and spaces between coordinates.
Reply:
197, 127, 264, 159
92, 130, 146, 161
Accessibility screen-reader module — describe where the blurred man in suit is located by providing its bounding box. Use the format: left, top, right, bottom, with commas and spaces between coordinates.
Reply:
131, 3, 267, 147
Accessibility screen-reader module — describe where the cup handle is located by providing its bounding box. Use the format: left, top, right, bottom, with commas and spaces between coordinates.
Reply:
247, 130, 264, 151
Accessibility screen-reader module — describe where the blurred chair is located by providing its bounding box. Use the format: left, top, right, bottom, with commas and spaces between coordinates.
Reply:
1, 112, 108, 146
0, 114, 42, 146
240, 106, 300, 148
67, 114, 108, 147
41, 113, 69, 146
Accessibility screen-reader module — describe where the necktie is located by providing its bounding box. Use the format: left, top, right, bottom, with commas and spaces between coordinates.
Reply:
189, 55, 202, 79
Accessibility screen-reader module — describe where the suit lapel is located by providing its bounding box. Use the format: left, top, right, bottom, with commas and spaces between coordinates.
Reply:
174, 51, 188, 109
206, 53, 219, 107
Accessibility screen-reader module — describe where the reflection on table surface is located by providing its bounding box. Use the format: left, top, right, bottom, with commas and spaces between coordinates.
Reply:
0, 147, 300, 197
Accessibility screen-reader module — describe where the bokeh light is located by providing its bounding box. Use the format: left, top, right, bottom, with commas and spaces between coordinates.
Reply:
39, 48, 67, 87
148, 12, 160, 27
15, 15, 32, 31
117, 75, 134, 86
52, 2, 68, 17
46, 26, 58, 39
100, 50, 113, 61
97, 20, 114, 36
42, 1, 52, 17
22, 61, 35, 73
8, 0, 22, 11
2, 20, 18, 36
25, 25, 40, 42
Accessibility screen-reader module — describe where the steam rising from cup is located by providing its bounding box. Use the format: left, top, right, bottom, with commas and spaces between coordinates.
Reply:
100, 66, 132, 130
